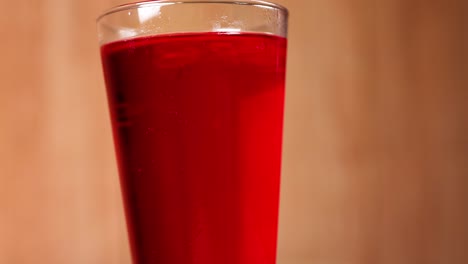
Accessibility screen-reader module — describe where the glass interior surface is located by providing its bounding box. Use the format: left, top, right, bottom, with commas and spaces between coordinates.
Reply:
97, 0, 288, 45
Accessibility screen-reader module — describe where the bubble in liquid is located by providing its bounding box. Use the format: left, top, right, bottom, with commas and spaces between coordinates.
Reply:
144, 127, 155, 135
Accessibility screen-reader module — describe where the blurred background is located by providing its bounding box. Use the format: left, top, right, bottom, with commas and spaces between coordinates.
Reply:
1, 0, 467, 263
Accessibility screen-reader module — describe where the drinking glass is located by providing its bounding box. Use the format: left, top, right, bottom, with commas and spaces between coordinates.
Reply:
97, 1, 288, 263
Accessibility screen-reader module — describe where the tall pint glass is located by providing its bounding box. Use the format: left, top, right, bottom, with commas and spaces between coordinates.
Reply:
97, 1, 288, 263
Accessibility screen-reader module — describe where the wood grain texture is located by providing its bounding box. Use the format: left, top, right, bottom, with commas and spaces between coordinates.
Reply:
0, 0, 130, 263
278, 0, 468, 263
0, 0, 467, 263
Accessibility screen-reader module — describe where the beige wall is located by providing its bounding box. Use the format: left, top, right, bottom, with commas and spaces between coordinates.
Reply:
0, 0, 467, 263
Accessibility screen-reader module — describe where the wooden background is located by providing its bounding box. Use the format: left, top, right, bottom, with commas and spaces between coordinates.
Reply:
0, 0, 467, 263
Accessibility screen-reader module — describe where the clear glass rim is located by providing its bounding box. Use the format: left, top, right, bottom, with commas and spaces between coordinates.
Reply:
96, 0, 289, 22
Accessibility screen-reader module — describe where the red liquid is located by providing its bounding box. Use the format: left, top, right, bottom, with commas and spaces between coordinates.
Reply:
101, 32, 287, 264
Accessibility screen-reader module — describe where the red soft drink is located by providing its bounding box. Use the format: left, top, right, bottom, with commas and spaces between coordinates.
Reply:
101, 32, 286, 264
